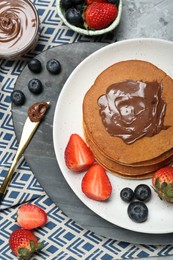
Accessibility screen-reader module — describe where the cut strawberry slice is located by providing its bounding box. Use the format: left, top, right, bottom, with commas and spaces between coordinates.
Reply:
17, 204, 47, 230
82, 164, 112, 201
65, 134, 95, 172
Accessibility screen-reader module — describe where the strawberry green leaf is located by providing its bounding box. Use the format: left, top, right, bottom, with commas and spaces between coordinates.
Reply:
155, 178, 160, 189
36, 242, 44, 251
18, 248, 30, 256
30, 240, 36, 252
166, 185, 173, 198
161, 182, 167, 190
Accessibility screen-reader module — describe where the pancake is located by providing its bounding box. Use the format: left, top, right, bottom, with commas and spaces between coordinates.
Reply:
83, 60, 173, 166
84, 123, 173, 179
84, 118, 173, 167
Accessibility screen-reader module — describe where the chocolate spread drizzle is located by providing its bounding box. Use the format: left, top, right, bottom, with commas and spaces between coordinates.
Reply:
98, 80, 168, 144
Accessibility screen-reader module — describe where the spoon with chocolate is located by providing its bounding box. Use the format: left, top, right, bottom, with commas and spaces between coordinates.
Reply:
0, 101, 50, 204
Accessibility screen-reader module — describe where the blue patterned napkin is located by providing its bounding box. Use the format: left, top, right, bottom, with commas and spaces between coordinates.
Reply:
1, 194, 173, 259
1, 0, 173, 259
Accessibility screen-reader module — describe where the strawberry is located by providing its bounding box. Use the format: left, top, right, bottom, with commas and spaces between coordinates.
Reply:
84, 3, 118, 30
9, 229, 43, 259
86, 0, 107, 5
65, 134, 95, 172
81, 164, 112, 201
17, 204, 47, 230
152, 166, 173, 203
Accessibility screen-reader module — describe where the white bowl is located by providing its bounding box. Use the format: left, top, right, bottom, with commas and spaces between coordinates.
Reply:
57, 0, 122, 36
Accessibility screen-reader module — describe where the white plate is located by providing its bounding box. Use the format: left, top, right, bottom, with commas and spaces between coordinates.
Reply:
53, 38, 173, 234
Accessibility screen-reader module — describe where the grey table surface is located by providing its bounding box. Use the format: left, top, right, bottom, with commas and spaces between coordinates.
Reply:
12, 0, 173, 256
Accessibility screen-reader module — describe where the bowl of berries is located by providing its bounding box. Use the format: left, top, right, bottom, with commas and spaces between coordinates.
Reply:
57, 0, 122, 36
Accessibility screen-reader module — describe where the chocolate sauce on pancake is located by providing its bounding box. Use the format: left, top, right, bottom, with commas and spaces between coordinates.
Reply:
98, 80, 168, 144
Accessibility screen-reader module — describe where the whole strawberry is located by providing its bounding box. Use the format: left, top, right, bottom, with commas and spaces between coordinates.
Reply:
17, 204, 47, 230
152, 166, 173, 203
84, 3, 118, 30
9, 229, 43, 259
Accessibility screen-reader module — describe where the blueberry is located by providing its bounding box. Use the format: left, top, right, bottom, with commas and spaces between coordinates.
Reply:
46, 59, 61, 75
72, 0, 84, 5
120, 187, 134, 202
28, 59, 42, 73
107, 0, 120, 7
11, 90, 25, 106
134, 184, 151, 202
75, 3, 85, 11
127, 201, 148, 223
28, 79, 43, 94
61, 0, 73, 10
65, 8, 83, 27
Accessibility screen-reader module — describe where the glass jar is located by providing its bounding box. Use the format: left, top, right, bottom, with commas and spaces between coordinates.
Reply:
0, 0, 39, 59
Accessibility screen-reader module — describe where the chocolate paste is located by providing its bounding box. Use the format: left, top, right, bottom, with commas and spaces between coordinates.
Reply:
98, 80, 168, 144
28, 102, 49, 122
0, 0, 38, 57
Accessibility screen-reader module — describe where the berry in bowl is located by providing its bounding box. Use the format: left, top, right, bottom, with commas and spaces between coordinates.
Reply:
57, 0, 122, 36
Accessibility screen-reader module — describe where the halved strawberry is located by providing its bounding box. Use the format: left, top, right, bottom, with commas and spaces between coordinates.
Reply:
65, 134, 95, 172
17, 204, 47, 230
81, 164, 112, 201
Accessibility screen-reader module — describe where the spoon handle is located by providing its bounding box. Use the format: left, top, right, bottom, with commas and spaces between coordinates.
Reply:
0, 117, 40, 203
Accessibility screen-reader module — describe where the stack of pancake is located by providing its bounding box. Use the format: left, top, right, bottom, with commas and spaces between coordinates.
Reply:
83, 60, 173, 179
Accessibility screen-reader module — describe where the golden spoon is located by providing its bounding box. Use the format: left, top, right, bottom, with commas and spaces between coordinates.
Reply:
0, 101, 50, 204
